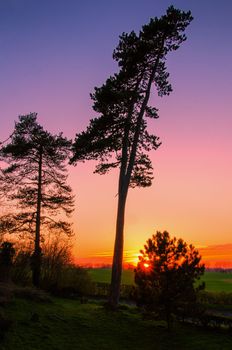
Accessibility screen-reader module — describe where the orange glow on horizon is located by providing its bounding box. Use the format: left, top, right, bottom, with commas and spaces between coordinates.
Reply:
75, 244, 232, 269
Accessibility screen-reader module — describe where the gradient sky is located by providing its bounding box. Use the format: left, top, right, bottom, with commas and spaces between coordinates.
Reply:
0, 0, 232, 265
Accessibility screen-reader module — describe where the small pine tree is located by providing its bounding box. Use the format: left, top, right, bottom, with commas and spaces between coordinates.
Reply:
135, 231, 205, 330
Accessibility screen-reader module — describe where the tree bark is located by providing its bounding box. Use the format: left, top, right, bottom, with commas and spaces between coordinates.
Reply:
32, 145, 43, 287
108, 180, 128, 308
108, 39, 165, 308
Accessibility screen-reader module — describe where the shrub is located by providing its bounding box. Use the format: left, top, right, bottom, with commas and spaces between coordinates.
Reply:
13, 286, 51, 302
0, 310, 12, 341
0, 283, 14, 306
0, 242, 15, 283
40, 236, 72, 290
53, 266, 94, 297
198, 290, 232, 306
12, 250, 31, 286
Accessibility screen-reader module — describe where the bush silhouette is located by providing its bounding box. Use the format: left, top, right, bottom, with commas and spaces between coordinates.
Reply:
134, 231, 205, 330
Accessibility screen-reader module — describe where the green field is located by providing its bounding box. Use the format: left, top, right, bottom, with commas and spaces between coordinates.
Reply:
2, 297, 232, 350
200, 272, 232, 292
88, 269, 232, 293
88, 268, 134, 285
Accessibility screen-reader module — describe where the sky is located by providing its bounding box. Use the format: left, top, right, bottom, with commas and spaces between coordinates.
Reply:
0, 0, 232, 266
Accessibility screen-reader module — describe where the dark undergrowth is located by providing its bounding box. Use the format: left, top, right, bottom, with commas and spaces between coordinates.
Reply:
1, 294, 232, 350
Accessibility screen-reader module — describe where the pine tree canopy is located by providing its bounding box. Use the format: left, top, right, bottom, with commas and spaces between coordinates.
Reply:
71, 6, 193, 188
0, 113, 74, 238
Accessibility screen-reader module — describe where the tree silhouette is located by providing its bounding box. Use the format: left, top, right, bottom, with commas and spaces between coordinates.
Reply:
0, 113, 74, 286
134, 231, 205, 330
71, 6, 193, 307
0, 241, 15, 283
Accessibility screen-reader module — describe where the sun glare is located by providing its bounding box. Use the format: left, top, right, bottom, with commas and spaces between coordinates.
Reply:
123, 250, 140, 266
143, 263, 150, 269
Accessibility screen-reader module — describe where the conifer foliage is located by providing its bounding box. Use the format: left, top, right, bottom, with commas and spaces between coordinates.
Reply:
135, 231, 205, 329
71, 6, 193, 307
0, 113, 74, 286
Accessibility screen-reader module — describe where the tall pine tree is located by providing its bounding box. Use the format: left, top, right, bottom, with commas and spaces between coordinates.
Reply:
71, 6, 193, 307
0, 113, 74, 286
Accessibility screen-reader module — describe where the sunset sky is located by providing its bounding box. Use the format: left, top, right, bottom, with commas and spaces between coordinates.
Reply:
0, 0, 232, 266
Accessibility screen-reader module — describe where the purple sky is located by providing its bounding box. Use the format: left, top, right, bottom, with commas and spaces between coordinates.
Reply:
1, 0, 232, 263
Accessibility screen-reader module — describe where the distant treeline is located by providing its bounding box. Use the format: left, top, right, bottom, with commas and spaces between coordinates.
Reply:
206, 268, 232, 273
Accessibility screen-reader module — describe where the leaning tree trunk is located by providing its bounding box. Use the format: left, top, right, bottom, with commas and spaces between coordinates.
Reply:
32, 145, 43, 287
108, 184, 128, 308
108, 42, 165, 308
108, 110, 131, 308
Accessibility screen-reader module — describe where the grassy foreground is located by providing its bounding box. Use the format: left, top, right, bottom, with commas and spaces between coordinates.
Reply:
1, 297, 232, 350
88, 269, 232, 292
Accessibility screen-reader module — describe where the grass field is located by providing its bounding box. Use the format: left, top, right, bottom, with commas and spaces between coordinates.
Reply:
88, 269, 232, 292
200, 272, 232, 292
2, 297, 232, 350
88, 268, 134, 285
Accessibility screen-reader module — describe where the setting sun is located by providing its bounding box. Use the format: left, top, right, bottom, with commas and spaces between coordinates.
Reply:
143, 263, 150, 269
